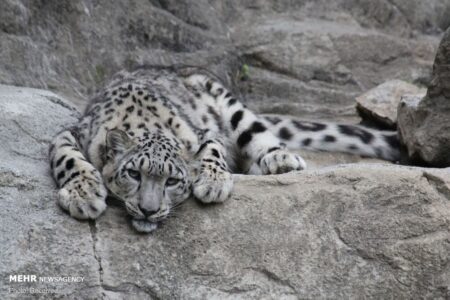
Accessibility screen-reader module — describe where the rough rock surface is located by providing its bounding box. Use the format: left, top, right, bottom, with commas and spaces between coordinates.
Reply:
96, 166, 450, 299
0, 0, 444, 122
1, 87, 450, 299
356, 80, 425, 128
0, 85, 104, 298
398, 27, 450, 167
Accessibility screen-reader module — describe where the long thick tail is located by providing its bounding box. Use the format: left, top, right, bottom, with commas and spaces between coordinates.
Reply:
259, 115, 401, 162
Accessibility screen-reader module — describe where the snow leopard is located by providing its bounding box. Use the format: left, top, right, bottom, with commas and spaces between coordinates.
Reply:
49, 66, 400, 233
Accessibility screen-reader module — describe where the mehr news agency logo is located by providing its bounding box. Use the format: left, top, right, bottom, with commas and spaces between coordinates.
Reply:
8, 274, 85, 294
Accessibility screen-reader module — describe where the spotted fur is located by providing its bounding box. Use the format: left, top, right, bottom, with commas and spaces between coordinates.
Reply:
49, 66, 399, 232
260, 117, 400, 162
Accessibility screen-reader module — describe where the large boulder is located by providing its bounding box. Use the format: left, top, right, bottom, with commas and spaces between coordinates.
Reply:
0, 0, 443, 122
356, 80, 425, 128
398, 27, 450, 167
233, 15, 436, 122
1, 85, 449, 299
0, 0, 240, 109
96, 166, 450, 299
0, 85, 104, 298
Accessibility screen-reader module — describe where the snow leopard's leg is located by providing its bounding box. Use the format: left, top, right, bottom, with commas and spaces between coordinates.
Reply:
192, 138, 233, 203
49, 128, 107, 219
184, 74, 306, 175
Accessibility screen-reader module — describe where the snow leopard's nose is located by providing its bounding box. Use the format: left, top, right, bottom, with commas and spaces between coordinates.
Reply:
138, 204, 160, 217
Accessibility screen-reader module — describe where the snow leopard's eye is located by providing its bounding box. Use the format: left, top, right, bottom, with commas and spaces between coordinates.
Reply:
127, 169, 141, 181
165, 177, 180, 187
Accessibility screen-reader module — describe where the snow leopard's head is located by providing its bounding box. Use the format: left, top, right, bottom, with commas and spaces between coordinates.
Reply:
102, 129, 192, 233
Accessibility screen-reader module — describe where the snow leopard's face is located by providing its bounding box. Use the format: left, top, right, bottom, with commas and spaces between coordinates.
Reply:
102, 130, 192, 232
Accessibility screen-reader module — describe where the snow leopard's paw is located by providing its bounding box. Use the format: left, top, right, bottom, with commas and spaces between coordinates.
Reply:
193, 166, 233, 204
260, 149, 306, 175
58, 172, 107, 220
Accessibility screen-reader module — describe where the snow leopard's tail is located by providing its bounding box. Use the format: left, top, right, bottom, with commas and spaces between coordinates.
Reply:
260, 115, 401, 162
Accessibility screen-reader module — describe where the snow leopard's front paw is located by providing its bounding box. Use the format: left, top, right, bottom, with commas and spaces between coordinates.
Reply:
260, 149, 307, 175
58, 174, 107, 220
193, 167, 234, 204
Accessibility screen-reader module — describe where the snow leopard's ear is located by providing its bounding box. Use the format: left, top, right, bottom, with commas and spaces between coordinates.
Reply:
106, 129, 135, 155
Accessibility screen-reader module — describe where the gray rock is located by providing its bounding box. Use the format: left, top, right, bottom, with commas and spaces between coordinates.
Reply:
397, 94, 425, 161
238, 66, 361, 123
0, 0, 442, 122
398, 27, 450, 166
296, 149, 386, 169
0, 0, 239, 109
233, 15, 437, 122
93, 164, 450, 299
340, 0, 450, 36
1, 85, 450, 299
356, 80, 426, 128
0, 85, 104, 299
